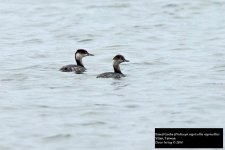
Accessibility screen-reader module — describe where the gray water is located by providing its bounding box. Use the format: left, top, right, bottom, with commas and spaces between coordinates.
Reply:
1, 0, 225, 149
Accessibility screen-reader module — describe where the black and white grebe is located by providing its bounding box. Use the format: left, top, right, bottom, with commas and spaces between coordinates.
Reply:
97, 55, 129, 78
60, 49, 94, 74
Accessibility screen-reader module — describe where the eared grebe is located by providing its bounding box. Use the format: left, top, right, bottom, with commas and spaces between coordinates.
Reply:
60, 49, 94, 74
97, 55, 129, 78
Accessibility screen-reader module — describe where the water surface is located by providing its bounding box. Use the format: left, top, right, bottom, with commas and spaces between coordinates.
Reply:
1, 0, 225, 149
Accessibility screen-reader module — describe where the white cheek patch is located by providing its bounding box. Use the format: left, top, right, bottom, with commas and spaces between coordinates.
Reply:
76, 53, 85, 60
113, 60, 120, 66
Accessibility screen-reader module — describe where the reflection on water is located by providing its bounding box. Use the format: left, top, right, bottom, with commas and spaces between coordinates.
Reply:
1, 0, 225, 149
111, 80, 129, 91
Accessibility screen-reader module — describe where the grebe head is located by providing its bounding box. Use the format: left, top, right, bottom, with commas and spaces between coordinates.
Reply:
75, 49, 94, 60
112, 55, 129, 74
75, 49, 94, 67
113, 55, 129, 64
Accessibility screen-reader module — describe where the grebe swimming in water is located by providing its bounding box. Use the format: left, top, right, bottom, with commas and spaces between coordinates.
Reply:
60, 49, 94, 74
97, 55, 129, 78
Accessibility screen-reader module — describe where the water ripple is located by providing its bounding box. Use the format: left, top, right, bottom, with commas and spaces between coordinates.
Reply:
43, 134, 72, 141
